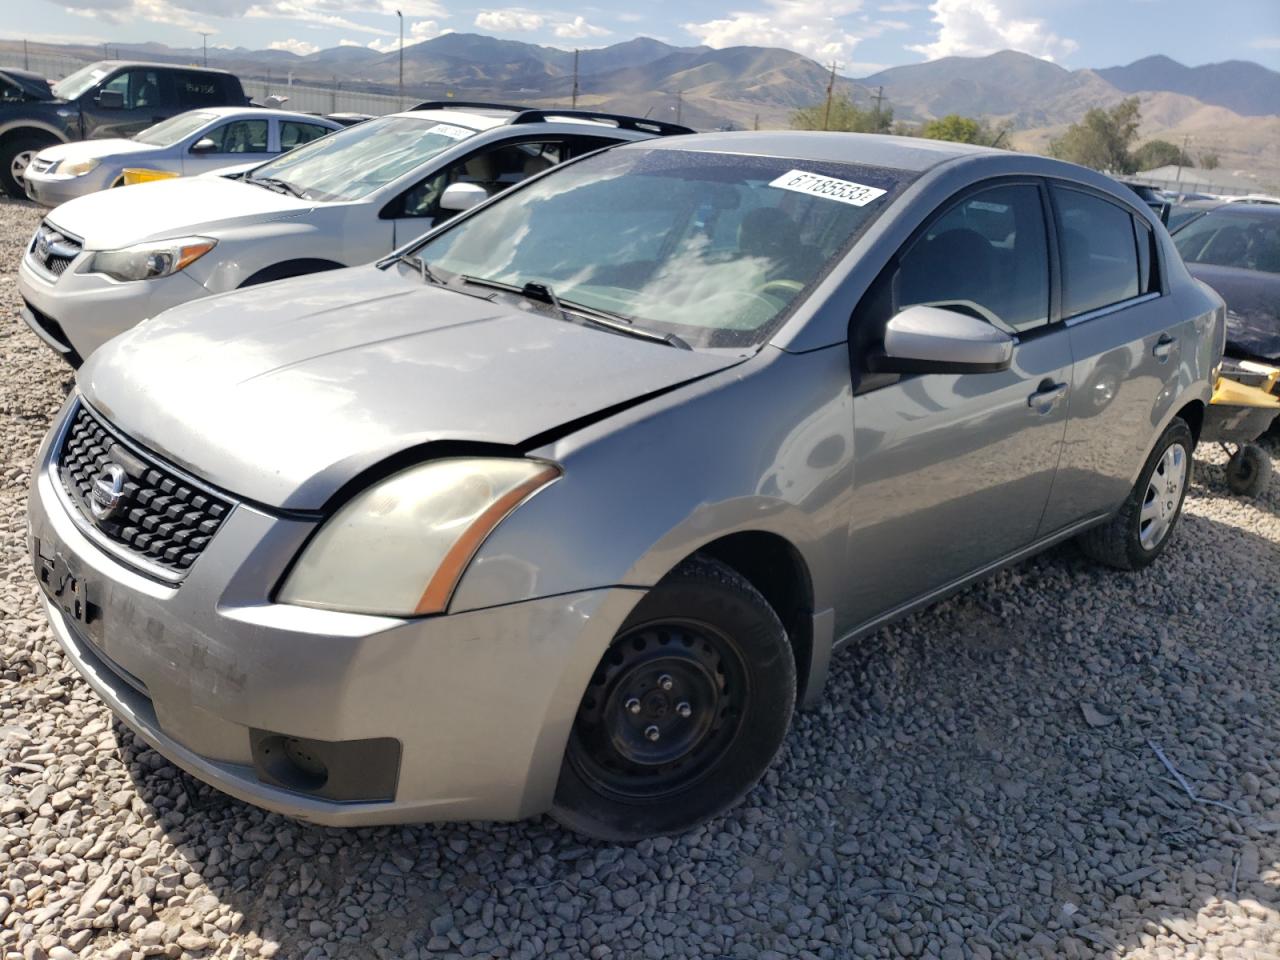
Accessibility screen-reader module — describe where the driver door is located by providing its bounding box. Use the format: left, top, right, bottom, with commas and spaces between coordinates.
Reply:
841, 180, 1073, 632
84, 69, 172, 139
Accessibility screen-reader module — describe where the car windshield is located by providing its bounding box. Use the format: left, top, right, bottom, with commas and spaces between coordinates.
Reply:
415, 147, 914, 349
134, 112, 218, 146
51, 62, 112, 101
246, 115, 477, 201
1173, 210, 1280, 274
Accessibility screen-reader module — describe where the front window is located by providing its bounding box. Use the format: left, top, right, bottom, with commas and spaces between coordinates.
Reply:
51, 62, 111, 101
1174, 210, 1280, 274
246, 115, 477, 202
415, 148, 913, 349
135, 112, 217, 146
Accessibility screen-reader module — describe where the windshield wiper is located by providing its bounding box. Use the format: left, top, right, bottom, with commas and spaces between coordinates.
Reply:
461, 276, 691, 350
391, 253, 444, 286
249, 176, 306, 199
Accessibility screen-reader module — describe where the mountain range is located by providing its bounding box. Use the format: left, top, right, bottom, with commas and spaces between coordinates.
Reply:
2, 33, 1277, 184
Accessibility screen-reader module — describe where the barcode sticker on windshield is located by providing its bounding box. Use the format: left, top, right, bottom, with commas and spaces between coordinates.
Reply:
768, 170, 887, 207
427, 122, 474, 140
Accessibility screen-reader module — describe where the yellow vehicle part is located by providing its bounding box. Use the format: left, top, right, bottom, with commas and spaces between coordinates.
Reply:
122, 168, 180, 186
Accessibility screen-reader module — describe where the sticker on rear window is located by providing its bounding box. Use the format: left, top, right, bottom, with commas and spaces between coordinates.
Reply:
768, 170, 887, 207
427, 122, 474, 140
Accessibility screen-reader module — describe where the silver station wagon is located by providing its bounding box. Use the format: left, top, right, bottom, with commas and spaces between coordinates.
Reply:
28, 132, 1225, 840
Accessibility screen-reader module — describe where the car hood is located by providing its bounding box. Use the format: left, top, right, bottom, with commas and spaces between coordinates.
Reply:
35, 138, 157, 164
0, 69, 53, 101
78, 265, 745, 510
45, 175, 314, 250
1187, 262, 1280, 360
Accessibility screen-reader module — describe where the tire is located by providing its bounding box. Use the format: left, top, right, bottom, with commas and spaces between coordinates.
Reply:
1077, 418, 1193, 571
552, 556, 795, 841
0, 135, 54, 198
1225, 444, 1271, 498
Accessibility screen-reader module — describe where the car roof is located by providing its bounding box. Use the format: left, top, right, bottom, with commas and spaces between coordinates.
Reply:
636, 131, 1002, 173
183, 106, 340, 122
388, 109, 510, 131
90, 60, 238, 78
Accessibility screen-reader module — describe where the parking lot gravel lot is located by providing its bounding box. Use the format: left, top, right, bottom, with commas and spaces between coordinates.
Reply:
0, 193, 1276, 960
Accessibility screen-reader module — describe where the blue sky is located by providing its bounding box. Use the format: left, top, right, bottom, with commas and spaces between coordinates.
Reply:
8, 0, 1280, 73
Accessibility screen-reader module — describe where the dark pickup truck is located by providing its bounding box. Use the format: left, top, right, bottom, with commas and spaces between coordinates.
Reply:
0, 61, 249, 196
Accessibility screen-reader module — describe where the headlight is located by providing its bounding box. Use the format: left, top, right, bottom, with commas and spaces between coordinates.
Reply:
59, 158, 100, 177
86, 236, 216, 282
278, 458, 559, 616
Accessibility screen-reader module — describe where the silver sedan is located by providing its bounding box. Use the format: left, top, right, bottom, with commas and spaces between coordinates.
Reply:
28, 132, 1225, 840
23, 107, 341, 207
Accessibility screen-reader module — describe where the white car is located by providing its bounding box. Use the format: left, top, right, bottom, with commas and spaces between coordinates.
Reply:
23, 107, 342, 207
18, 103, 689, 367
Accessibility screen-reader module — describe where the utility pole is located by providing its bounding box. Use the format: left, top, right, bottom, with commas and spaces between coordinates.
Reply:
822, 61, 837, 131
871, 84, 885, 129
23, 38, 28, 70
397, 10, 405, 109
1174, 134, 1190, 200
753, 112, 759, 131
676, 89, 683, 125
198, 32, 211, 67
572, 49, 580, 108
103, 43, 109, 60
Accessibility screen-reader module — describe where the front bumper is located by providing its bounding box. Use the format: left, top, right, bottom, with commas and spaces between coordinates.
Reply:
24, 171, 111, 208
17, 242, 209, 365
28, 407, 639, 825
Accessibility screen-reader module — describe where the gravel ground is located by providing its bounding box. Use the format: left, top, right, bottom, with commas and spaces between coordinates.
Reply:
1, 194, 1277, 960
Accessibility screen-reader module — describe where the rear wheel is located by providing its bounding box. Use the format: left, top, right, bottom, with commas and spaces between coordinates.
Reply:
1077, 418, 1193, 570
552, 556, 795, 841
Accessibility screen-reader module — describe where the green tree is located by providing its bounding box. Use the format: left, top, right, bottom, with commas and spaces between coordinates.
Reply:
1199, 150, 1221, 170
1048, 97, 1143, 174
918, 114, 1008, 146
1131, 139, 1192, 170
792, 94, 892, 134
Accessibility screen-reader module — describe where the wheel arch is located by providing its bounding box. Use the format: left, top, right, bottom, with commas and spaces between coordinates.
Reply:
0, 121, 67, 148
1175, 397, 1205, 447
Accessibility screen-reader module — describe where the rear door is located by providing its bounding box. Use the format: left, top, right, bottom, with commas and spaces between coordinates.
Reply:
1038, 183, 1187, 530
843, 180, 1072, 630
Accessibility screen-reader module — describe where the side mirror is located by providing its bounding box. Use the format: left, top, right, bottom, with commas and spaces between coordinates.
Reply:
874, 304, 1014, 374
95, 89, 124, 110
190, 138, 216, 154
439, 182, 488, 213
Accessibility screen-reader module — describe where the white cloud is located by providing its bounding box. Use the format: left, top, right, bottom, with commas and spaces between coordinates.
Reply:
553, 15, 609, 39
879, 1, 920, 10
474, 8, 544, 32
875, 19, 910, 31
1249, 37, 1280, 50
62, 0, 446, 37
338, 38, 365, 46
365, 20, 445, 50
908, 0, 1077, 62
62, 0, 216, 32
686, 0, 866, 62
269, 38, 320, 55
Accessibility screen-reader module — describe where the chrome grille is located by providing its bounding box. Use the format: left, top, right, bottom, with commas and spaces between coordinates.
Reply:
57, 403, 233, 578
29, 220, 83, 279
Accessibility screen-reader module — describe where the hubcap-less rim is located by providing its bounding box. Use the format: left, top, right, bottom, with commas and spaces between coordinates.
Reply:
568, 621, 748, 801
1139, 442, 1187, 550
11, 149, 36, 188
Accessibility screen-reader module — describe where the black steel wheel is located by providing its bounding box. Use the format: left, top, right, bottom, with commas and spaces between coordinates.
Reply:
553, 556, 795, 841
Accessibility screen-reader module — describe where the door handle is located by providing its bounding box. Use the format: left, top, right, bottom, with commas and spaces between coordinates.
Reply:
1027, 381, 1068, 413
1153, 334, 1176, 361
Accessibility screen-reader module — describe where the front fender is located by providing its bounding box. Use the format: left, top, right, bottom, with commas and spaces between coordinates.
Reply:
451, 344, 856, 619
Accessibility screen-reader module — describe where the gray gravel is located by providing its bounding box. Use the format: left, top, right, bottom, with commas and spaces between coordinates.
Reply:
1, 193, 1278, 960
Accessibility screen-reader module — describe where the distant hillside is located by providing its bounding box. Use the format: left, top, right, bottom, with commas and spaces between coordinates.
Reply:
1097, 55, 1280, 117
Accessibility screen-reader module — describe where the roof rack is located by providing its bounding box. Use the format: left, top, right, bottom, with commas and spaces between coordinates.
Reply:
410, 100, 531, 113
509, 109, 694, 136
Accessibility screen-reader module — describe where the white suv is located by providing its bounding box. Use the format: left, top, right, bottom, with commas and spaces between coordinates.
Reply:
18, 102, 690, 366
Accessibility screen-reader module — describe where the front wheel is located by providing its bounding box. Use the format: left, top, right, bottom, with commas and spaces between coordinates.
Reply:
1077, 418, 1193, 570
1, 135, 53, 197
552, 556, 795, 841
